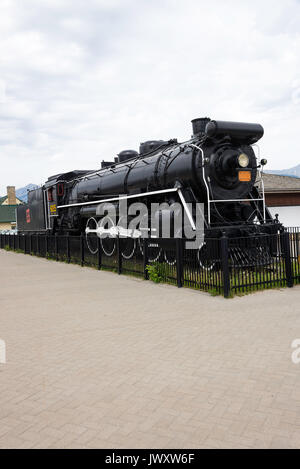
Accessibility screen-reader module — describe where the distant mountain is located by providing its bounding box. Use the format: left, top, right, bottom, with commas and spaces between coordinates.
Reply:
16, 184, 38, 202
266, 164, 300, 178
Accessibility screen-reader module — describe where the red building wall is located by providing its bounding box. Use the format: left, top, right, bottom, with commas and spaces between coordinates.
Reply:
265, 192, 300, 207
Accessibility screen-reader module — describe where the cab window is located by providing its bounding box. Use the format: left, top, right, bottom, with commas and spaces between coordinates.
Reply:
57, 183, 64, 196
48, 188, 54, 201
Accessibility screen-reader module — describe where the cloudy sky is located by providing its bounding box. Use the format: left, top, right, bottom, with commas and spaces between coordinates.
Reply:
0, 0, 300, 194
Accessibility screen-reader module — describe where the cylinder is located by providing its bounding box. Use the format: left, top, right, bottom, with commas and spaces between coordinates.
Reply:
205, 120, 264, 144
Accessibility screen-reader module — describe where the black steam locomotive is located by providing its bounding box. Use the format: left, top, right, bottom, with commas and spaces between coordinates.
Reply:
17, 117, 279, 262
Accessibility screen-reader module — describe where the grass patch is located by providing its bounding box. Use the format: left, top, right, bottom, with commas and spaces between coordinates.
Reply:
4, 245, 24, 254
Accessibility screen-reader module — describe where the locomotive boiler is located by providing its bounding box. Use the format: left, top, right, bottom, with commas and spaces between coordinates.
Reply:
17, 117, 279, 261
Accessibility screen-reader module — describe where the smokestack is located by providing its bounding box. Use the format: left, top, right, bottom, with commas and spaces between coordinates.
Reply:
7, 186, 16, 205
191, 117, 211, 136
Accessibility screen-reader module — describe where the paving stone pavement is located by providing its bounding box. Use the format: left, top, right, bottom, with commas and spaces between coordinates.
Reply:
0, 249, 300, 449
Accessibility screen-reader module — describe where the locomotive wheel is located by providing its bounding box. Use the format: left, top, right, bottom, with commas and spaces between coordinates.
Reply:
118, 216, 136, 259
164, 250, 176, 265
99, 216, 116, 257
136, 216, 162, 262
197, 243, 216, 271
85, 217, 98, 254
120, 237, 136, 259
138, 239, 162, 262
148, 242, 162, 262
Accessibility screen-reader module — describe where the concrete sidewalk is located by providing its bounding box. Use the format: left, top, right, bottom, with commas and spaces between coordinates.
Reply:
0, 249, 300, 448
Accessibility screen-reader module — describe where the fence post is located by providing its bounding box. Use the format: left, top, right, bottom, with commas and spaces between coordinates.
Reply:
80, 234, 84, 266
220, 233, 230, 298
13, 233, 15, 251
29, 234, 32, 254
143, 238, 149, 280
97, 236, 101, 270
36, 233, 39, 255
176, 238, 183, 288
117, 235, 122, 274
80, 234, 85, 266
45, 234, 48, 257
55, 234, 58, 261
66, 234, 70, 263
282, 231, 293, 288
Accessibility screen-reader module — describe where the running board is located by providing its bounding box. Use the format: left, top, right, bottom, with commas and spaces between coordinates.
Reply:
59, 187, 197, 232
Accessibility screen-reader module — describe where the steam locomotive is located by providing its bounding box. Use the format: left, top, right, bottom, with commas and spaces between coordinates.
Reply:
17, 117, 279, 262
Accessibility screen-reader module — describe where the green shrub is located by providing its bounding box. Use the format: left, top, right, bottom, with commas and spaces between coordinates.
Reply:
146, 264, 163, 283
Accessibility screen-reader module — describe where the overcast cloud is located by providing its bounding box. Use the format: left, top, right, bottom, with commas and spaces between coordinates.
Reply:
0, 0, 300, 194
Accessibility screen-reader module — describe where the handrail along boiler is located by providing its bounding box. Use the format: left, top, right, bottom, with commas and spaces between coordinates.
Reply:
16, 117, 279, 264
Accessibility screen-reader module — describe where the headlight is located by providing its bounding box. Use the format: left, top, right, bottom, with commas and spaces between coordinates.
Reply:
238, 153, 249, 168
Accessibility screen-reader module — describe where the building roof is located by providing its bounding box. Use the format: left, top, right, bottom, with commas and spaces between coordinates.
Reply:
261, 173, 300, 193
0, 195, 23, 205
0, 205, 18, 223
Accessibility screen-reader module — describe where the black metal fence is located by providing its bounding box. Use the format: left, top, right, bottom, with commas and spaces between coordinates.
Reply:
1, 229, 300, 297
